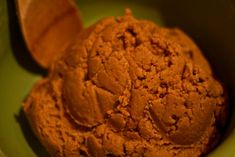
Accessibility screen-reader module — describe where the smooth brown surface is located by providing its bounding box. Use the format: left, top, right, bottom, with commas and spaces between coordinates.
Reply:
16, 0, 83, 68
24, 11, 227, 157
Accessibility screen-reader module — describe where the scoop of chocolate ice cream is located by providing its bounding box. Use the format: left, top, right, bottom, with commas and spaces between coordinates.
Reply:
24, 11, 227, 157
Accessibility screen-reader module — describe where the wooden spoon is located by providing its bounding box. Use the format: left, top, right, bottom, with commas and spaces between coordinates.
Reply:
16, 0, 83, 68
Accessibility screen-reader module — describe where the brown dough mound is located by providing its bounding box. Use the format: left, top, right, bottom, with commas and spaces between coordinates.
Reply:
24, 11, 227, 157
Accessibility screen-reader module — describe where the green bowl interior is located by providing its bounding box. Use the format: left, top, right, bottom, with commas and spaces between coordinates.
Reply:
0, 0, 235, 156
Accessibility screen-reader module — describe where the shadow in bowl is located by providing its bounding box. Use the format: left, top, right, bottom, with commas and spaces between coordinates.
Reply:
14, 108, 50, 157
7, 1, 48, 155
148, 0, 235, 81
6, 0, 46, 75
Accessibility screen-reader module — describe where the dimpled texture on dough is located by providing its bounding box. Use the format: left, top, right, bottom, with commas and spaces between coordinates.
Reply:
24, 12, 227, 157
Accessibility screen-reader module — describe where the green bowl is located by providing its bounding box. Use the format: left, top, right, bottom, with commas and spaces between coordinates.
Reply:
1, 0, 235, 156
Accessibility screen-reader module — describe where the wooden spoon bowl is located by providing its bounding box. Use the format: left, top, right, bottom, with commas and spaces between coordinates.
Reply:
16, 0, 83, 68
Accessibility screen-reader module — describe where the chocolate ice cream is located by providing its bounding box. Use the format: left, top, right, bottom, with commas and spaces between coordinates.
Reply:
24, 10, 227, 157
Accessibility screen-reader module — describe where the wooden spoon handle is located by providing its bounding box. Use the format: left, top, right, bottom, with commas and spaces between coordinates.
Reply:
16, 0, 83, 68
